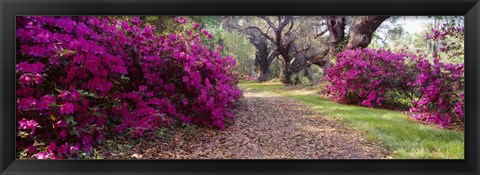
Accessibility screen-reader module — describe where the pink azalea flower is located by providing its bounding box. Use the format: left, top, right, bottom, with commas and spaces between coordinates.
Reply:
35, 152, 49, 159
18, 118, 38, 132
201, 29, 208, 35
47, 141, 57, 153
193, 22, 200, 29
60, 102, 75, 115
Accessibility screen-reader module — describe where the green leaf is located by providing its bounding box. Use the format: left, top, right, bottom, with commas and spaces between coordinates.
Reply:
120, 75, 130, 80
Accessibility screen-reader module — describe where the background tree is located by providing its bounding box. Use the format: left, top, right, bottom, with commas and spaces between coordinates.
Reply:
244, 16, 296, 84
220, 16, 280, 82
248, 31, 279, 82
315, 16, 389, 76
345, 16, 390, 50
201, 16, 390, 84
245, 16, 329, 84
192, 16, 257, 79
317, 16, 347, 74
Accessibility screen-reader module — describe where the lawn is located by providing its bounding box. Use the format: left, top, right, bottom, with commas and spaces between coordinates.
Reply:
239, 81, 464, 159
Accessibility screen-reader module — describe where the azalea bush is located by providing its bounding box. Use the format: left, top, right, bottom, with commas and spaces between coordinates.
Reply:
425, 22, 464, 65
16, 16, 241, 159
408, 57, 464, 127
410, 23, 465, 127
324, 48, 464, 128
323, 49, 414, 107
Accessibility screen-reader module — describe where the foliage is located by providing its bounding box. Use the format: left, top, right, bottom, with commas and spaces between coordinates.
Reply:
323, 49, 413, 107
371, 17, 464, 64
325, 17, 466, 128
425, 21, 464, 64
214, 27, 255, 78
268, 58, 282, 80
323, 48, 464, 128
408, 57, 464, 128
291, 65, 323, 85
410, 20, 464, 127
16, 16, 241, 159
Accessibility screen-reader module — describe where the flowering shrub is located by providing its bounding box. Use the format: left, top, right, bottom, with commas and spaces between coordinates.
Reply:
408, 57, 464, 127
324, 48, 464, 128
425, 22, 464, 63
412, 22, 465, 127
425, 25, 464, 42
16, 16, 241, 159
323, 49, 413, 107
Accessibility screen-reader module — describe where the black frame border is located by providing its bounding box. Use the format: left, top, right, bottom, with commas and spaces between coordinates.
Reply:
1, 0, 479, 175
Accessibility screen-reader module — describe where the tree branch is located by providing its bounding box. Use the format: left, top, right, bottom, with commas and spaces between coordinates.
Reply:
293, 44, 312, 57
285, 37, 296, 51
278, 16, 293, 31
314, 29, 328, 39
245, 26, 276, 43
286, 18, 294, 34
306, 49, 329, 66
267, 50, 280, 63
258, 16, 277, 31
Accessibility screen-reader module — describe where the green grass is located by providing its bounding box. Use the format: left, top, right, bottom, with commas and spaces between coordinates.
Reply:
239, 81, 464, 159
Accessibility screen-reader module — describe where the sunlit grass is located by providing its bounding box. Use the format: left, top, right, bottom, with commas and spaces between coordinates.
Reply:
238, 81, 284, 91
239, 81, 464, 159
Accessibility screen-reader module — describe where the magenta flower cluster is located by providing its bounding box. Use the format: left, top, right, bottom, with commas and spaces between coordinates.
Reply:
425, 25, 464, 41
425, 25, 464, 54
16, 16, 242, 159
323, 49, 413, 107
324, 48, 464, 128
408, 56, 464, 127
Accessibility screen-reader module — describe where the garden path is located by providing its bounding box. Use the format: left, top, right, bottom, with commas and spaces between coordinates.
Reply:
102, 87, 390, 159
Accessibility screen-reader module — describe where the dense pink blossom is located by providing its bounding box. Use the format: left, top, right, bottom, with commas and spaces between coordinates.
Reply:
59, 102, 75, 115
57, 143, 68, 155
408, 57, 464, 127
35, 152, 49, 159
16, 16, 241, 159
17, 62, 45, 74
324, 48, 464, 128
193, 22, 200, 30
36, 95, 56, 110
174, 16, 188, 24
18, 118, 38, 133
201, 29, 209, 35
130, 17, 141, 25
17, 97, 36, 110
47, 142, 56, 153
324, 49, 412, 107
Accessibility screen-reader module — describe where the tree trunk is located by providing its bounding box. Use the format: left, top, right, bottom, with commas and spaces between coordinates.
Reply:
254, 41, 269, 82
281, 60, 292, 85
345, 16, 389, 50
277, 53, 293, 85
247, 16, 296, 85
250, 34, 276, 82
327, 16, 346, 56
257, 64, 269, 82
323, 16, 346, 76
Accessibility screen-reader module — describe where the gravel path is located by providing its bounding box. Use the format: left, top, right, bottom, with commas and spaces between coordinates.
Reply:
102, 88, 390, 159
